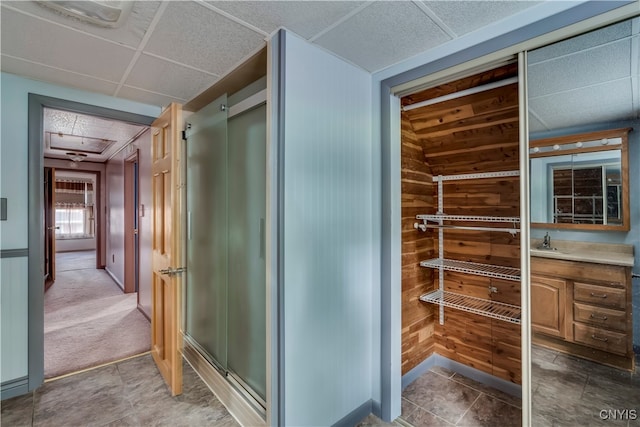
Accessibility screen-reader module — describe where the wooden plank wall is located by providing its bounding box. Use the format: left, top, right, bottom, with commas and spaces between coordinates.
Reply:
401, 64, 521, 383
401, 110, 436, 374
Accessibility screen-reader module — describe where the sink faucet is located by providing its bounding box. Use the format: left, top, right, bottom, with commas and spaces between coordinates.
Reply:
541, 232, 551, 249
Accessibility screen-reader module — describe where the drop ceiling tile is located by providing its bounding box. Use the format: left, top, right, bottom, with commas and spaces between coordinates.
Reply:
0, 55, 118, 96
47, 110, 146, 141
529, 79, 634, 131
422, 1, 539, 37
208, 1, 365, 39
117, 86, 187, 110
143, 1, 266, 76
527, 113, 547, 133
528, 40, 631, 97
314, 1, 451, 72
2, 1, 162, 49
528, 19, 633, 64
1, 8, 134, 81
125, 54, 218, 101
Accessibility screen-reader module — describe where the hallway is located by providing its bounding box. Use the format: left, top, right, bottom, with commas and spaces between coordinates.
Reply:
45, 250, 150, 378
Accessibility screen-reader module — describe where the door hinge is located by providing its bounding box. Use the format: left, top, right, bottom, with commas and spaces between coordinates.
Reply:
181, 130, 187, 140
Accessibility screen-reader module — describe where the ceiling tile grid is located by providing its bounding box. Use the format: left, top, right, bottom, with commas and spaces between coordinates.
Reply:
124, 53, 217, 101
314, 1, 452, 72
116, 85, 185, 109
142, 1, 266, 76
528, 40, 632, 97
209, 0, 366, 40
0, 54, 120, 96
421, 1, 541, 37
529, 80, 635, 132
527, 19, 632, 64
0, 7, 136, 82
2, 0, 161, 48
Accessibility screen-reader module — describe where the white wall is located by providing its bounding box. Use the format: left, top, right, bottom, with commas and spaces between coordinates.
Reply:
0, 257, 28, 385
105, 152, 125, 289
280, 32, 374, 426
0, 72, 159, 387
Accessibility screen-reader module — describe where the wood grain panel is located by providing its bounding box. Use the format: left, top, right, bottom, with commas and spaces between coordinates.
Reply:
401, 110, 436, 374
401, 62, 518, 108
492, 320, 521, 383
400, 63, 521, 382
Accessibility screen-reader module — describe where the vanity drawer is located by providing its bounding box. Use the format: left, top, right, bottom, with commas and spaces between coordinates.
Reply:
573, 323, 627, 355
573, 302, 626, 332
573, 282, 625, 309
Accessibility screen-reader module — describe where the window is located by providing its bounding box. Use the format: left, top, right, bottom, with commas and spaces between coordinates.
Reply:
55, 178, 95, 239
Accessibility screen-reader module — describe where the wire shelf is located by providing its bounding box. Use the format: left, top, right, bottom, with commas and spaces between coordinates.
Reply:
417, 214, 520, 223
419, 258, 520, 281
420, 290, 521, 324
432, 170, 519, 182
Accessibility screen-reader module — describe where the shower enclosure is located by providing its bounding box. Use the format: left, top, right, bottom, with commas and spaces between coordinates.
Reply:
184, 92, 267, 407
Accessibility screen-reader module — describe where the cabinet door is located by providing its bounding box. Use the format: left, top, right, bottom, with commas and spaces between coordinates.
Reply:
531, 275, 567, 338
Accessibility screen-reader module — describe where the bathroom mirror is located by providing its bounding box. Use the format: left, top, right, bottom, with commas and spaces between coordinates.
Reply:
530, 128, 630, 231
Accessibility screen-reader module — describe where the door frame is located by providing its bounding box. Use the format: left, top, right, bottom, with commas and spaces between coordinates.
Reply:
374, 2, 637, 423
44, 167, 55, 291
26, 94, 156, 391
124, 150, 139, 294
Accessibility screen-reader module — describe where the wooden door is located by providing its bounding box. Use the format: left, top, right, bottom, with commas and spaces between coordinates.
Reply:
151, 103, 184, 396
44, 167, 56, 291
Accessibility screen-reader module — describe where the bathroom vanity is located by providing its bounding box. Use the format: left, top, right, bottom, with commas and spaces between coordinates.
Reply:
531, 239, 635, 370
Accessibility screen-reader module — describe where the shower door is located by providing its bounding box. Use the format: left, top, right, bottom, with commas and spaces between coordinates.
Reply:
185, 96, 266, 405
185, 95, 228, 369
227, 104, 267, 403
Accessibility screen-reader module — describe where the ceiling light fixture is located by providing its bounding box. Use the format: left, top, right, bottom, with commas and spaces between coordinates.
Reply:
36, 1, 133, 28
66, 152, 88, 162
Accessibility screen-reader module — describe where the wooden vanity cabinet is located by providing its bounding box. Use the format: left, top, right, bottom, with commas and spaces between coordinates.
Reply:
531, 257, 634, 370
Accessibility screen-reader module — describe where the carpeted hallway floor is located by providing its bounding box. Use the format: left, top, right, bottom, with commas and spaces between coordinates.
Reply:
45, 250, 151, 378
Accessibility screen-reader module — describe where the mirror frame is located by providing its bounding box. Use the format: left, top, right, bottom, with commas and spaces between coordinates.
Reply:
530, 127, 631, 231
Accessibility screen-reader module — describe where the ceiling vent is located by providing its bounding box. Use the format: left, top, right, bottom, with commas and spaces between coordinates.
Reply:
36, 1, 133, 28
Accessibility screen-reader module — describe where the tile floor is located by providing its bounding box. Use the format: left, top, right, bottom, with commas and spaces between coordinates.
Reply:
1, 354, 238, 427
530, 345, 640, 427
398, 366, 521, 427
3, 347, 638, 426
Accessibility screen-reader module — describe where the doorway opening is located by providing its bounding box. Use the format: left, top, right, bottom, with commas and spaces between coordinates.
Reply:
28, 95, 156, 384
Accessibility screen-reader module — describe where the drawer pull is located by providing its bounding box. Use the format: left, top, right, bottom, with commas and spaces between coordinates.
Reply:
590, 313, 608, 321
591, 334, 608, 342
590, 292, 607, 299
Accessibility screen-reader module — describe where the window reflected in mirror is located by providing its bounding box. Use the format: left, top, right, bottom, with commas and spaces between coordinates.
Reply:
529, 128, 630, 231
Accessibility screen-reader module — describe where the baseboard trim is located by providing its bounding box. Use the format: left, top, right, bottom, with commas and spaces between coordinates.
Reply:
402, 355, 438, 390
137, 304, 151, 321
183, 337, 266, 427
104, 267, 124, 291
332, 399, 373, 427
1, 377, 29, 400
402, 354, 521, 399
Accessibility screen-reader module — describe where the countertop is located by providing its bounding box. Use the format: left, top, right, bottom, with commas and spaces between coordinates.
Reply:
530, 238, 635, 267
